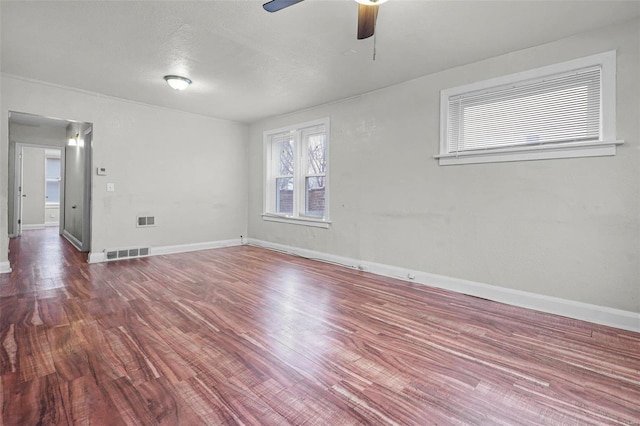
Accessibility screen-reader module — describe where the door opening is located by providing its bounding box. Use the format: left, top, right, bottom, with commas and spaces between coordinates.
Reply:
8, 112, 93, 265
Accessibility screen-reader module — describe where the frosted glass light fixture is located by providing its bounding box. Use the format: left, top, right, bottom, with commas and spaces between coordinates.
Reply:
355, 0, 388, 5
164, 75, 192, 91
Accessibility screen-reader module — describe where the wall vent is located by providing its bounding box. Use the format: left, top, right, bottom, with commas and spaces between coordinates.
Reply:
104, 247, 151, 262
137, 216, 156, 227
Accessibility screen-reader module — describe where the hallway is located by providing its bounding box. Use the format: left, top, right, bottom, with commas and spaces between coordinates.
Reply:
1, 228, 86, 298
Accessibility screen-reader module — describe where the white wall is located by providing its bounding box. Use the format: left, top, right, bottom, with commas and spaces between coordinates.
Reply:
1, 76, 249, 260
248, 19, 640, 314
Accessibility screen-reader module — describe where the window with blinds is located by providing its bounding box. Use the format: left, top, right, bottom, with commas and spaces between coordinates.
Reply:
438, 51, 618, 165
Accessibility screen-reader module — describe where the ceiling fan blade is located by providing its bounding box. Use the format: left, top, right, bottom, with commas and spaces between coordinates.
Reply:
263, 0, 305, 13
357, 4, 379, 40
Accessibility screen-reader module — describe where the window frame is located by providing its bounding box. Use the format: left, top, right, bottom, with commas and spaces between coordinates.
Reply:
436, 50, 622, 166
44, 150, 61, 206
263, 117, 330, 228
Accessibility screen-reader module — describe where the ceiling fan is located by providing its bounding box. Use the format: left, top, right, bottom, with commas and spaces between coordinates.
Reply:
263, 0, 387, 40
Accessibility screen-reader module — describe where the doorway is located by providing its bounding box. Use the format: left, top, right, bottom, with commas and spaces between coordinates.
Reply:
14, 144, 63, 234
8, 111, 93, 257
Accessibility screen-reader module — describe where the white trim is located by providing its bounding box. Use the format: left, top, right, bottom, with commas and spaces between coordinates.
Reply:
436, 140, 623, 166
247, 238, 640, 333
87, 238, 243, 264
0, 261, 12, 274
262, 214, 331, 228
62, 229, 83, 251
151, 239, 241, 256
45, 222, 59, 227
22, 224, 46, 231
87, 251, 106, 263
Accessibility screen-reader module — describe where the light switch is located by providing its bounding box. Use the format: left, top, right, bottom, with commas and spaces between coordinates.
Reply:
107, 183, 115, 192
97, 167, 107, 176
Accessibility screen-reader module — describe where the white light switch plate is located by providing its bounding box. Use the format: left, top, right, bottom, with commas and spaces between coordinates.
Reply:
107, 183, 115, 192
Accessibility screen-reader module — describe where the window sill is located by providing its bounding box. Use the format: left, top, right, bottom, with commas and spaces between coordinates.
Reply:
262, 214, 331, 229
45, 203, 60, 208
435, 140, 624, 166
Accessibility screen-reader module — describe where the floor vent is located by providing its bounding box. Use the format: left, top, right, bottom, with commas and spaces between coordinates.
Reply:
137, 216, 155, 227
104, 247, 151, 262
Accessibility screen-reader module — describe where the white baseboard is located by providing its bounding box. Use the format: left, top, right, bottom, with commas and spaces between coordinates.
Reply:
62, 229, 83, 251
22, 224, 45, 231
247, 238, 640, 333
88, 238, 242, 264
0, 261, 12, 274
45, 222, 59, 227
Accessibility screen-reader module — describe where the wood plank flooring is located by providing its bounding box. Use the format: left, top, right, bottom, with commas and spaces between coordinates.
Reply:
1, 228, 639, 425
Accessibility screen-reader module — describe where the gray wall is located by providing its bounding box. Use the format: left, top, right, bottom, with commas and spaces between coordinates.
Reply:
248, 19, 640, 313
1, 77, 249, 258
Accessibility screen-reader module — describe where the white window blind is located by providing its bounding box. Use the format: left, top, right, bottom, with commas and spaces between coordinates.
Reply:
446, 66, 602, 154
437, 51, 619, 165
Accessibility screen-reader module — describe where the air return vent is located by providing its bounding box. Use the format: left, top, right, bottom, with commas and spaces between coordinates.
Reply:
104, 247, 151, 262
136, 216, 155, 227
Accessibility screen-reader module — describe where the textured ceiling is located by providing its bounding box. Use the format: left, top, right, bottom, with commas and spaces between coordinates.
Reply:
2, 1, 639, 123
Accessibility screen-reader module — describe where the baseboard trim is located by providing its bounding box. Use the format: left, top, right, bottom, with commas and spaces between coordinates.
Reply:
22, 224, 45, 231
62, 230, 83, 251
247, 239, 639, 333
151, 239, 241, 256
0, 261, 12, 274
88, 239, 242, 264
45, 222, 59, 227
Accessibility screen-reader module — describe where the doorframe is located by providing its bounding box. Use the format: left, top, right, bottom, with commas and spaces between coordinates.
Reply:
82, 127, 92, 252
61, 125, 92, 253
13, 142, 66, 238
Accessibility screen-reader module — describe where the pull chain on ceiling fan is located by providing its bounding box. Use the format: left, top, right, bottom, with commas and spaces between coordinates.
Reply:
263, 0, 386, 41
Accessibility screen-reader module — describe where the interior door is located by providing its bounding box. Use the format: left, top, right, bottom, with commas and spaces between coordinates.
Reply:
62, 127, 91, 251
16, 146, 24, 236
21, 147, 46, 232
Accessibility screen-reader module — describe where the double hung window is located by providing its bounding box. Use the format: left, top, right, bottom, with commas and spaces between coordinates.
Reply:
264, 118, 330, 227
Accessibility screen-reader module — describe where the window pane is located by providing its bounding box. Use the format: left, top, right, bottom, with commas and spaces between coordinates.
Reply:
279, 140, 294, 176
306, 134, 326, 175
46, 181, 60, 204
276, 177, 293, 215
46, 158, 61, 180
305, 176, 325, 217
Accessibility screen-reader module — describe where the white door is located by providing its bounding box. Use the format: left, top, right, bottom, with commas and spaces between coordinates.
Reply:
16, 146, 24, 236
20, 147, 46, 231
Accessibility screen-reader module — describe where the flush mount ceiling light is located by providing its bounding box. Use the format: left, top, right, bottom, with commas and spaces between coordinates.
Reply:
164, 75, 192, 91
355, 0, 388, 5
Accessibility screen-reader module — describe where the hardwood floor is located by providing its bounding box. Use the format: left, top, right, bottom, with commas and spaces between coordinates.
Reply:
1, 228, 639, 425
